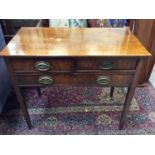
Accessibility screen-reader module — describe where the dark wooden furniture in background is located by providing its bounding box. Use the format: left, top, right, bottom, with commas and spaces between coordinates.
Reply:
0, 19, 40, 43
0, 27, 151, 130
130, 19, 155, 85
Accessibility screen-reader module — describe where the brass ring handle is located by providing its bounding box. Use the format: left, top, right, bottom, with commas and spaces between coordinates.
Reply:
96, 76, 111, 85
38, 76, 53, 85
35, 61, 50, 71
99, 62, 113, 70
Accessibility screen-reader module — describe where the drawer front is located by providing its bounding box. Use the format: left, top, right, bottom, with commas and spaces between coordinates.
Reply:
76, 58, 137, 70
16, 73, 133, 87
11, 58, 73, 72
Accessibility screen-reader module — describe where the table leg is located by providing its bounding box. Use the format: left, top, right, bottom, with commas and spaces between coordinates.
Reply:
36, 87, 41, 97
110, 87, 114, 98
119, 59, 144, 130
15, 86, 32, 129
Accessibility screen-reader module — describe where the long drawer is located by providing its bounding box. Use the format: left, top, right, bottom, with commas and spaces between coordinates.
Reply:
15, 73, 133, 87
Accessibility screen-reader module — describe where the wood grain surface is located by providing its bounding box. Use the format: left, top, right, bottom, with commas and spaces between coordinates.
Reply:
0, 27, 151, 57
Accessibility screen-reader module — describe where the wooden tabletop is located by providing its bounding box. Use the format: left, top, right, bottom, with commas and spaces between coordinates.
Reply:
0, 27, 151, 57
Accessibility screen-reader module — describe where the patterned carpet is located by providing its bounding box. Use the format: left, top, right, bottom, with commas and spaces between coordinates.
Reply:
0, 83, 155, 135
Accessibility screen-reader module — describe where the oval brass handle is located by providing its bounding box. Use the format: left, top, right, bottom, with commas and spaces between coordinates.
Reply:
99, 62, 113, 70
96, 76, 111, 85
38, 76, 53, 85
35, 61, 50, 71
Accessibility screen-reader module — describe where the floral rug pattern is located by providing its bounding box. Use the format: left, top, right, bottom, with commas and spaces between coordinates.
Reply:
0, 83, 155, 135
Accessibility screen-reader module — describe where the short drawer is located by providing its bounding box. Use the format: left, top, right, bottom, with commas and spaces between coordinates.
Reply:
16, 73, 133, 87
76, 58, 137, 70
11, 58, 73, 72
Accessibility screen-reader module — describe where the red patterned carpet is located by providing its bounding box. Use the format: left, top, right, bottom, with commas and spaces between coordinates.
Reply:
0, 83, 155, 134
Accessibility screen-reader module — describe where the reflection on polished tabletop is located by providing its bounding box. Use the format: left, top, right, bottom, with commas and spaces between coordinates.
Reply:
0, 27, 151, 57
